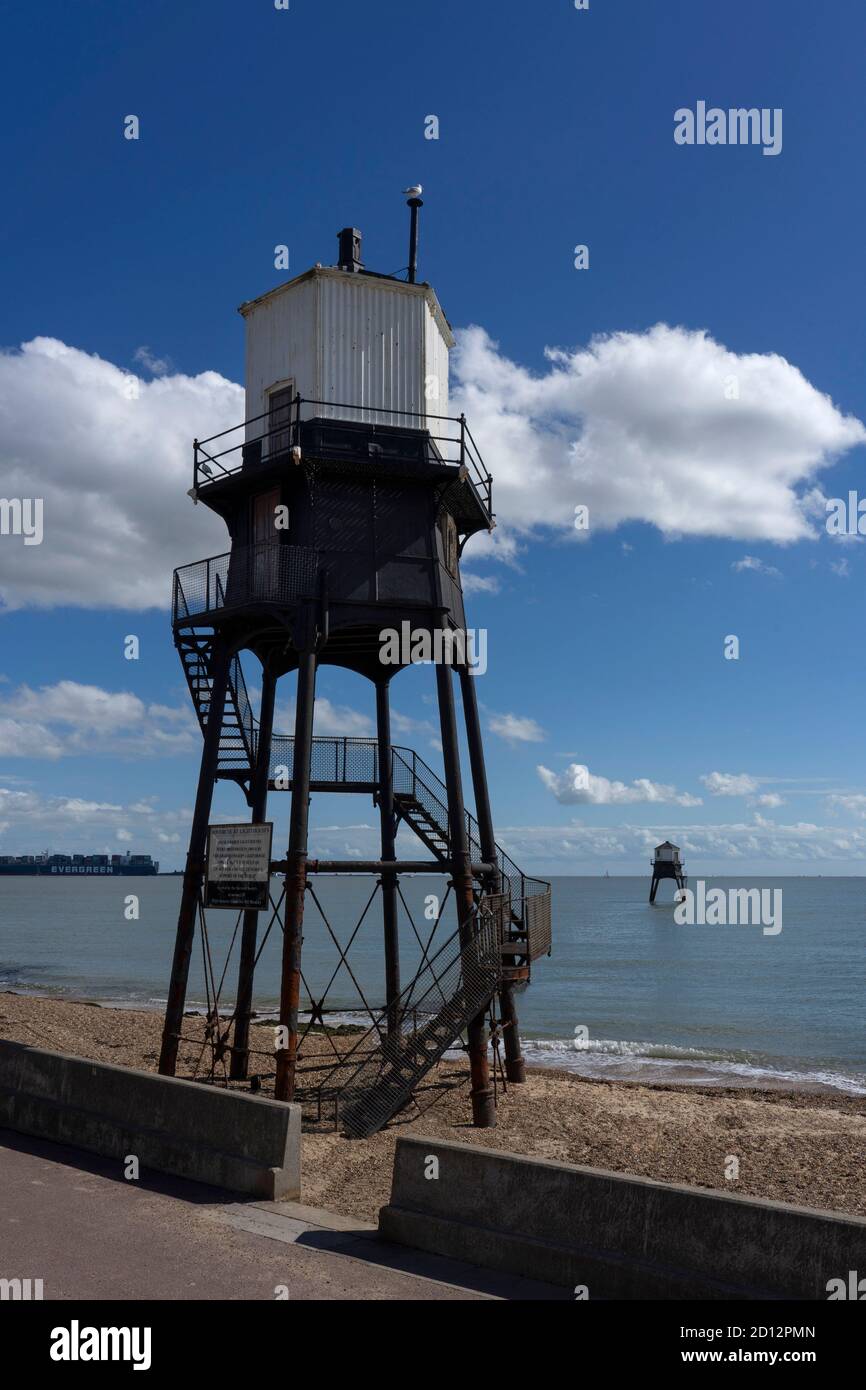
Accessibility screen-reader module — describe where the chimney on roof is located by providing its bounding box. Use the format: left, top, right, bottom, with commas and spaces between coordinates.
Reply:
337, 227, 363, 273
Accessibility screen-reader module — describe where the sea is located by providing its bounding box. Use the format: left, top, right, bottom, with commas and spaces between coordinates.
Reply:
1, 874, 863, 1094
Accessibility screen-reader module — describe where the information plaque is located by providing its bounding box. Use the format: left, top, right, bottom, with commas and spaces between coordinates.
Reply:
204, 823, 273, 910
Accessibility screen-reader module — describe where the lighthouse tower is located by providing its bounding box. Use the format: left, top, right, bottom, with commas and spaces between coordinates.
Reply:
649, 841, 687, 903
158, 201, 552, 1136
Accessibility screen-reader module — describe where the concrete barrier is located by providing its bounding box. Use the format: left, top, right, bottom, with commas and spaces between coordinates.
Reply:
379, 1136, 866, 1299
0, 1041, 301, 1199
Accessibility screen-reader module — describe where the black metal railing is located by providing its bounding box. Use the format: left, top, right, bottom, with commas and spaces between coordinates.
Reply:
172, 541, 464, 628
173, 543, 320, 622
391, 745, 549, 947
227, 653, 257, 770
191, 395, 492, 517
268, 735, 380, 786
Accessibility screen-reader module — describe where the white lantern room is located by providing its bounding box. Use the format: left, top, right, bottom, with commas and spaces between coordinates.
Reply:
238, 231, 453, 437
654, 841, 682, 863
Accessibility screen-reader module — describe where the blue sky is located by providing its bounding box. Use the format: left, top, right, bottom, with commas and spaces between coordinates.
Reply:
2, 0, 866, 873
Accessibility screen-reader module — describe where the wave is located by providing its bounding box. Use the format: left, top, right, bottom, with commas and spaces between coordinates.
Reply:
5, 981, 863, 1097
514, 1036, 866, 1096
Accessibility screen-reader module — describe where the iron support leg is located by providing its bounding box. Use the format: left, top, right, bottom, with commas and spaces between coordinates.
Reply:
159, 640, 232, 1076
376, 679, 401, 1035
230, 664, 277, 1080
498, 981, 526, 1083
274, 650, 317, 1103
459, 666, 525, 1083
437, 657, 495, 1127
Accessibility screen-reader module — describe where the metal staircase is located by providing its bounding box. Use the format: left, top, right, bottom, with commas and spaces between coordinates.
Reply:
389, 747, 550, 966
392, 793, 450, 860
335, 895, 506, 1138
177, 635, 257, 777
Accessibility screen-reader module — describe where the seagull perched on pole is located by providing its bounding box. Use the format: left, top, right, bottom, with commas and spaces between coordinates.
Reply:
403, 184, 423, 198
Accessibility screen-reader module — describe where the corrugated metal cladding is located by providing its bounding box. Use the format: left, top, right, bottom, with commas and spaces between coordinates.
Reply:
424, 302, 450, 419
319, 275, 442, 425
244, 275, 318, 437
244, 270, 451, 434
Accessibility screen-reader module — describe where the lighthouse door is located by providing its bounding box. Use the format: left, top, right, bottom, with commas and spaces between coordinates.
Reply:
252, 488, 281, 601
267, 385, 294, 456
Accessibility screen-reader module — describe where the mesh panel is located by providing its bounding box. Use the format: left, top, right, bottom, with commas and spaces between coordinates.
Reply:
336, 903, 503, 1138
377, 558, 434, 603
172, 545, 318, 622
173, 554, 229, 619
525, 890, 552, 960
375, 483, 429, 560
313, 480, 371, 552
268, 736, 380, 784
392, 750, 450, 837
318, 549, 373, 603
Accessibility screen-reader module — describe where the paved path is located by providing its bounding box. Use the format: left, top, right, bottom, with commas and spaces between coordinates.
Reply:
0, 1130, 566, 1301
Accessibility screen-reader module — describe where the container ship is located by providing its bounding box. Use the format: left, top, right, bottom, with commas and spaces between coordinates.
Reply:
0, 852, 159, 876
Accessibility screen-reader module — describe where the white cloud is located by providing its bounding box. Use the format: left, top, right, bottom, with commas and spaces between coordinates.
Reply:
390, 709, 439, 743
0, 337, 240, 609
538, 763, 702, 806
0, 680, 196, 758
274, 696, 374, 740
452, 323, 865, 548
1, 681, 144, 732
753, 792, 784, 809
701, 771, 761, 797
0, 718, 64, 759
461, 572, 501, 595
0, 678, 439, 767
49, 797, 123, 817
274, 697, 440, 748
3, 326, 862, 611
489, 712, 545, 744
0, 784, 190, 860
731, 555, 782, 577
496, 816, 866, 870
133, 345, 172, 377
312, 697, 373, 738
826, 793, 866, 819
4, 775, 865, 873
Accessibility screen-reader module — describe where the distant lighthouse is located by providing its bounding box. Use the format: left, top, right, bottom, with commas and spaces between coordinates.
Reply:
649, 841, 686, 903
